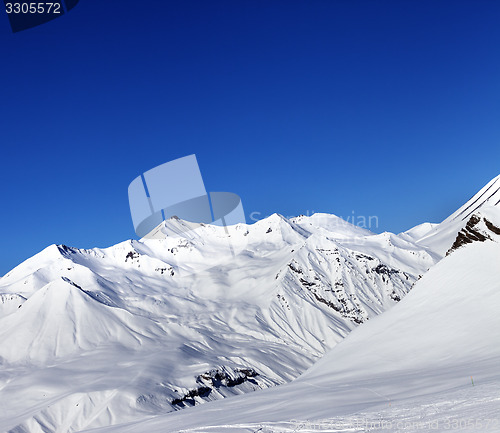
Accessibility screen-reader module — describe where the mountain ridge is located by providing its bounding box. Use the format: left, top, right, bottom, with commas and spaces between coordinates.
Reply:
1, 175, 500, 432
0, 213, 433, 432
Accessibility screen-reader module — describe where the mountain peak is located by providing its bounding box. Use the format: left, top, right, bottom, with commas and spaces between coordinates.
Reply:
442, 174, 500, 224
290, 212, 374, 239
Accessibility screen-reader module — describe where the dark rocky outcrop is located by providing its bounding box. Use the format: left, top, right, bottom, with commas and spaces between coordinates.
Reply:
171, 367, 260, 408
447, 214, 500, 255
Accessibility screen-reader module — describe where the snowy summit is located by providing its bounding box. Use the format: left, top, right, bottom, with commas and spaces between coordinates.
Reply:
0, 176, 499, 433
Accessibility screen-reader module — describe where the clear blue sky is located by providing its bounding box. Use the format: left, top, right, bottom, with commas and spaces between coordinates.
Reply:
1, 0, 500, 276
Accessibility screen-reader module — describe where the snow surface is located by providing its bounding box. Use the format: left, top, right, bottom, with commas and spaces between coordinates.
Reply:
399, 222, 438, 242
85, 240, 500, 433
1, 175, 499, 433
415, 206, 500, 257
442, 174, 500, 224
0, 213, 434, 432
401, 176, 500, 257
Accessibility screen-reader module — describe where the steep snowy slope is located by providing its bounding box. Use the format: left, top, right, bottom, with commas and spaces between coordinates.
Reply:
0, 278, 162, 364
92, 239, 500, 433
416, 206, 500, 257
0, 214, 435, 433
442, 174, 500, 223
411, 175, 500, 257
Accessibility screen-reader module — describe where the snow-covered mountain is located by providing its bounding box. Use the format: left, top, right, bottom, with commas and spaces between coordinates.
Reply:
442, 174, 500, 223
0, 175, 499, 433
0, 218, 432, 432
102, 234, 500, 433
409, 175, 500, 256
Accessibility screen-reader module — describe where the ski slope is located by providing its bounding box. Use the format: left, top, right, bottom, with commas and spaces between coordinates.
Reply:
0, 213, 434, 432
1, 175, 499, 433
87, 240, 500, 433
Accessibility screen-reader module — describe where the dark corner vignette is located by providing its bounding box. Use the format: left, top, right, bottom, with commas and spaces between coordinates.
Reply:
3, 0, 79, 33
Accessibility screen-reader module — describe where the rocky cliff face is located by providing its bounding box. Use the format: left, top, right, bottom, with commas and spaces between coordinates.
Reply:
447, 213, 500, 255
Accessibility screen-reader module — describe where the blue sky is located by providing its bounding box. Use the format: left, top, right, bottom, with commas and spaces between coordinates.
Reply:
1, 0, 500, 276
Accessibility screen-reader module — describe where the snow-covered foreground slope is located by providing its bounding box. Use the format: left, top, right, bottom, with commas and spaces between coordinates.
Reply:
0, 214, 434, 432
88, 240, 500, 433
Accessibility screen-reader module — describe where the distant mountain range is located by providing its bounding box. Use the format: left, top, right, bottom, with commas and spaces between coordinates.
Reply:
1, 175, 499, 433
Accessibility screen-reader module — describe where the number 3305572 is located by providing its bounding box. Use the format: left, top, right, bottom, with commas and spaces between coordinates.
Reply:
5, 3, 62, 14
